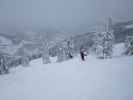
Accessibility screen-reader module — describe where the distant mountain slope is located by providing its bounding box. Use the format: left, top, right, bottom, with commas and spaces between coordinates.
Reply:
0, 35, 12, 45
113, 20, 133, 42
0, 33, 27, 44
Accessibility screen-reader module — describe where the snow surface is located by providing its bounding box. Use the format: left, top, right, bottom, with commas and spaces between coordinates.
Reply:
0, 44, 133, 100
113, 43, 126, 57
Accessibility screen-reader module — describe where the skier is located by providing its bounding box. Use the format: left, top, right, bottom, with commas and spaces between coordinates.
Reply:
80, 47, 87, 61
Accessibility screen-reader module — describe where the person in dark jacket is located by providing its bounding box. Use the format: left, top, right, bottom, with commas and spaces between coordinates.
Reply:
80, 47, 87, 61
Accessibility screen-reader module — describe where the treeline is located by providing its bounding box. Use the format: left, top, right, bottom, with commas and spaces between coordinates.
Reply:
0, 30, 133, 75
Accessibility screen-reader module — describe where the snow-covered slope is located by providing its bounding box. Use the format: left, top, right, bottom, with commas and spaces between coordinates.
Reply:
0, 44, 133, 100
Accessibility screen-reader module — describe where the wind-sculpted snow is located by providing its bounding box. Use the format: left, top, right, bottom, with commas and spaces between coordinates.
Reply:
0, 53, 133, 100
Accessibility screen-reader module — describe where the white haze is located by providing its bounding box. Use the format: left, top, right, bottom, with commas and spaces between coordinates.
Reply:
0, 0, 133, 35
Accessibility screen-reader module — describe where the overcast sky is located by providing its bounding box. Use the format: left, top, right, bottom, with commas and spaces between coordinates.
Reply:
0, 0, 133, 34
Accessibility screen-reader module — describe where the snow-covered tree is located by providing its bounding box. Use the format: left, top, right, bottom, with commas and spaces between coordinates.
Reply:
94, 31, 114, 59
63, 38, 74, 60
56, 45, 65, 62
21, 48, 30, 67
21, 56, 30, 67
67, 37, 74, 58
15, 41, 30, 67
0, 54, 9, 74
42, 42, 51, 64
125, 35, 133, 55
56, 38, 74, 62
41, 34, 51, 64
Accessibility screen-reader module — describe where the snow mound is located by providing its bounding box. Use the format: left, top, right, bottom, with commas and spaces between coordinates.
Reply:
113, 43, 125, 57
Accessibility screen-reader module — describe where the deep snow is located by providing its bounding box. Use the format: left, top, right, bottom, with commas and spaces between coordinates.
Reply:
0, 43, 133, 100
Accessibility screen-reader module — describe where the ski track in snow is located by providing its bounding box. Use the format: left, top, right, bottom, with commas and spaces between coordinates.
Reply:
0, 44, 133, 100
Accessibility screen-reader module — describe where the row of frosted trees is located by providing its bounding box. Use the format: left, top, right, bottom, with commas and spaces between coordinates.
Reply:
94, 32, 133, 58
33, 31, 115, 64
1, 31, 133, 75
18, 33, 133, 66
42, 38, 74, 64
0, 31, 114, 74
